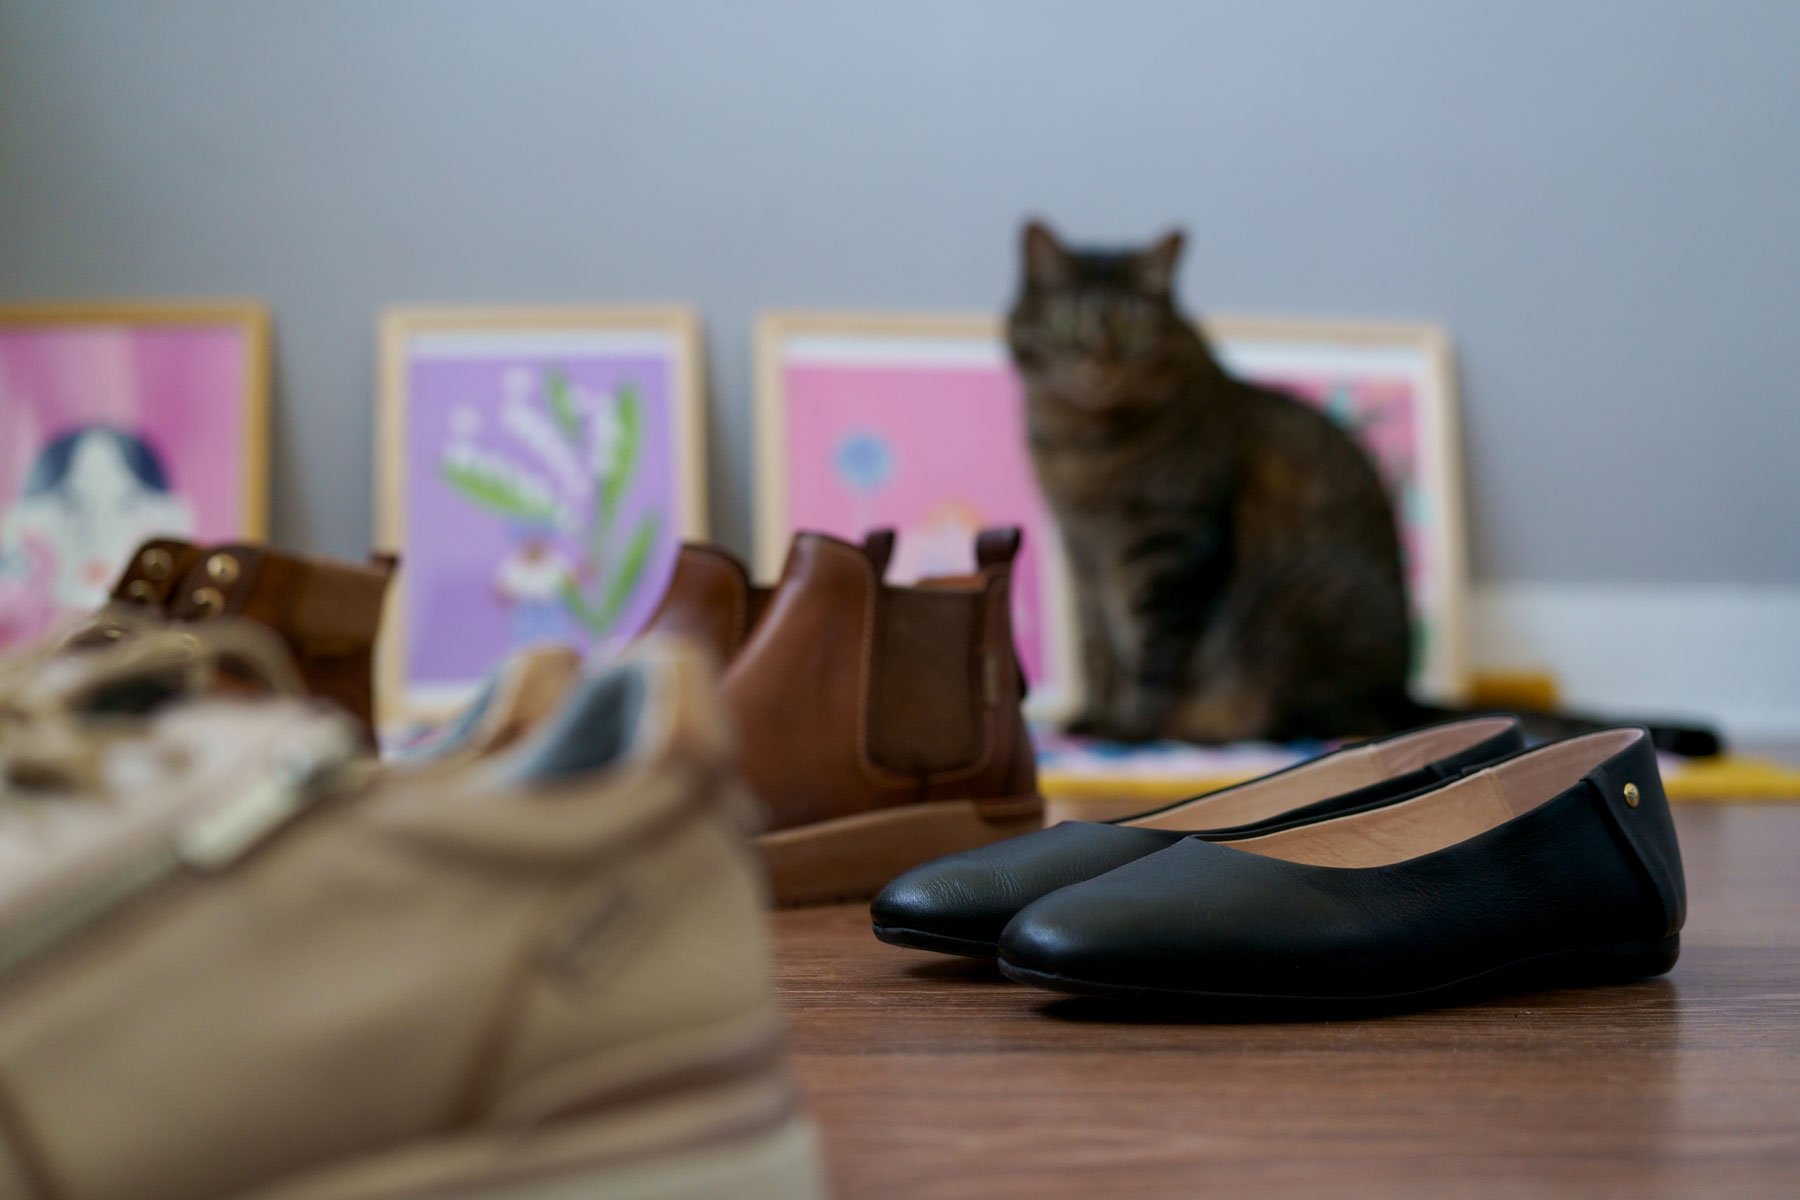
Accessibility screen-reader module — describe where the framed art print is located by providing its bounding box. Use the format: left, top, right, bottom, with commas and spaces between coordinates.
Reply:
753, 311, 1469, 723
0, 301, 270, 648
377, 306, 707, 723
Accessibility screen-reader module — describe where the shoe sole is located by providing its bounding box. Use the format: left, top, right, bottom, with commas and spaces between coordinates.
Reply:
244, 1092, 826, 1200
870, 923, 1001, 960
759, 796, 1043, 906
243, 1013, 828, 1200
997, 935, 1680, 1016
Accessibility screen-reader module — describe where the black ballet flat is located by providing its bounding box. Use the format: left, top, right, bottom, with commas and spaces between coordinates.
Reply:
996, 727, 1683, 1014
871, 716, 1523, 959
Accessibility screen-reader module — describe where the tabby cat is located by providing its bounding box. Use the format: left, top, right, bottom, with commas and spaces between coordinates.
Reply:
1008, 220, 1719, 755
1008, 220, 1411, 742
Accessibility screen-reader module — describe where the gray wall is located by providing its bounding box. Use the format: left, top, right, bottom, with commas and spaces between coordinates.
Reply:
2, 0, 1796, 584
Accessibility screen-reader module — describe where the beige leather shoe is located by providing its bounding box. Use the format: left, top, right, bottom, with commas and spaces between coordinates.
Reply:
0, 633, 826, 1200
392, 643, 585, 766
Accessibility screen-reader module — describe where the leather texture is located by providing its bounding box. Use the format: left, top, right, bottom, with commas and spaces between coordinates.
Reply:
642, 532, 896, 669
640, 543, 767, 668
724, 531, 1038, 832
106, 538, 204, 613
163, 544, 395, 737
0, 637, 794, 1200
998, 728, 1684, 1004
871, 717, 1523, 953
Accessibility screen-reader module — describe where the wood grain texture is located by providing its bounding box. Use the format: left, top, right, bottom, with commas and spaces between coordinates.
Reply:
773, 805, 1800, 1199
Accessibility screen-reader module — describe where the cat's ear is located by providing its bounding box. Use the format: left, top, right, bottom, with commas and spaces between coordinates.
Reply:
1022, 220, 1073, 290
1135, 229, 1185, 296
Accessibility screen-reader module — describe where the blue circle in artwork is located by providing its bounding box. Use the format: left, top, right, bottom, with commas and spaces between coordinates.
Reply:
834, 430, 896, 494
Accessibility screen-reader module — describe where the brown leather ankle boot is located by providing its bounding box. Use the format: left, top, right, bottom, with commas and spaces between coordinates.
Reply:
725, 529, 1043, 905
642, 530, 895, 667
164, 544, 396, 738
108, 538, 205, 612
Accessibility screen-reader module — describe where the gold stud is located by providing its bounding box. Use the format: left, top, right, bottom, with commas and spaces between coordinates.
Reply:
205, 553, 241, 586
125, 579, 157, 604
140, 547, 174, 581
190, 586, 225, 617
1623, 782, 1641, 808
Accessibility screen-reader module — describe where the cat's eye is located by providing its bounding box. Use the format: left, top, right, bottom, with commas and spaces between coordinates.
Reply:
1051, 307, 1080, 339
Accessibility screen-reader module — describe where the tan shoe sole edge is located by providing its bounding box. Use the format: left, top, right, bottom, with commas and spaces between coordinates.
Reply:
758, 795, 1045, 906
242, 1072, 821, 1200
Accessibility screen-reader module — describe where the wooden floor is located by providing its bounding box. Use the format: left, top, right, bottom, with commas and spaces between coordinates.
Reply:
772, 805, 1800, 1199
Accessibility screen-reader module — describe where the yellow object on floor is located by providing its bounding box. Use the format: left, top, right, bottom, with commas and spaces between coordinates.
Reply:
1663, 755, 1800, 803
1467, 670, 1561, 713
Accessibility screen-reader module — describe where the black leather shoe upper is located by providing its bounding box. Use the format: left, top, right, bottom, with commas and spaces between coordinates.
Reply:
998, 728, 1684, 1003
872, 716, 1524, 955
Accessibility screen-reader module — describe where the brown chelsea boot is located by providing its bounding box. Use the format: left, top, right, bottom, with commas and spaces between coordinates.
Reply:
641, 529, 895, 667
164, 544, 396, 739
724, 529, 1044, 905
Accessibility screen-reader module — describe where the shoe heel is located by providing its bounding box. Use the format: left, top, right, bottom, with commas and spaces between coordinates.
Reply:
759, 795, 1044, 905
1570, 934, 1681, 981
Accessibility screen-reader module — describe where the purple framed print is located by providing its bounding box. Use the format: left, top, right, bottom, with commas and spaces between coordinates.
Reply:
754, 312, 1468, 723
377, 307, 707, 724
0, 301, 270, 649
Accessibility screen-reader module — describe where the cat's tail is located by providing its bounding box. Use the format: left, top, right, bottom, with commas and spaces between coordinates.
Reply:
1383, 694, 1723, 758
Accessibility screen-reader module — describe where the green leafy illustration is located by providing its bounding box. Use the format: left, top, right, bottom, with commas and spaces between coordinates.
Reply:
545, 367, 582, 445
441, 369, 662, 644
598, 513, 658, 629
438, 460, 558, 522
602, 383, 642, 527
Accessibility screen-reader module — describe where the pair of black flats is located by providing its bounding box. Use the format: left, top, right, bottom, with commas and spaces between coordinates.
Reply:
872, 718, 1686, 1012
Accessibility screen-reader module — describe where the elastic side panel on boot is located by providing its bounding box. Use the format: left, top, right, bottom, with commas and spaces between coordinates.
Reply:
504, 666, 648, 783
868, 588, 983, 776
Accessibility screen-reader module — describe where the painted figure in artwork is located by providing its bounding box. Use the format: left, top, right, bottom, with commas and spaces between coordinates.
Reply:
438, 365, 659, 651
0, 426, 194, 640
493, 524, 578, 646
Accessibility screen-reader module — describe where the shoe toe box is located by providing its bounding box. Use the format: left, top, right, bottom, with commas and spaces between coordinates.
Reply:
872, 822, 1182, 955
997, 839, 1367, 998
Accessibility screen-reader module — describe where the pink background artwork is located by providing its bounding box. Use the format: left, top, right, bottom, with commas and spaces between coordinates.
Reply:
781, 359, 1063, 691
0, 324, 255, 646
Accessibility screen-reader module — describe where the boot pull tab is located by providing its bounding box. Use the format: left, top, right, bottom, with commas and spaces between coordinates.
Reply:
975, 527, 1023, 573
972, 527, 1029, 702
860, 529, 897, 578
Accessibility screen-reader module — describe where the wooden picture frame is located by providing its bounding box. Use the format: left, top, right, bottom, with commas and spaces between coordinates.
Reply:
0, 300, 270, 647
753, 310, 1470, 725
377, 306, 707, 725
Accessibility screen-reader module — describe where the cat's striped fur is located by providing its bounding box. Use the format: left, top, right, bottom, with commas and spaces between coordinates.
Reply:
1008, 221, 1412, 742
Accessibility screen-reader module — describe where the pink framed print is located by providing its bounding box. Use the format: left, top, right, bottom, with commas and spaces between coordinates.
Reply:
753, 311, 1468, 722
377, 307, 708, 724
0, 301, 270, 649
